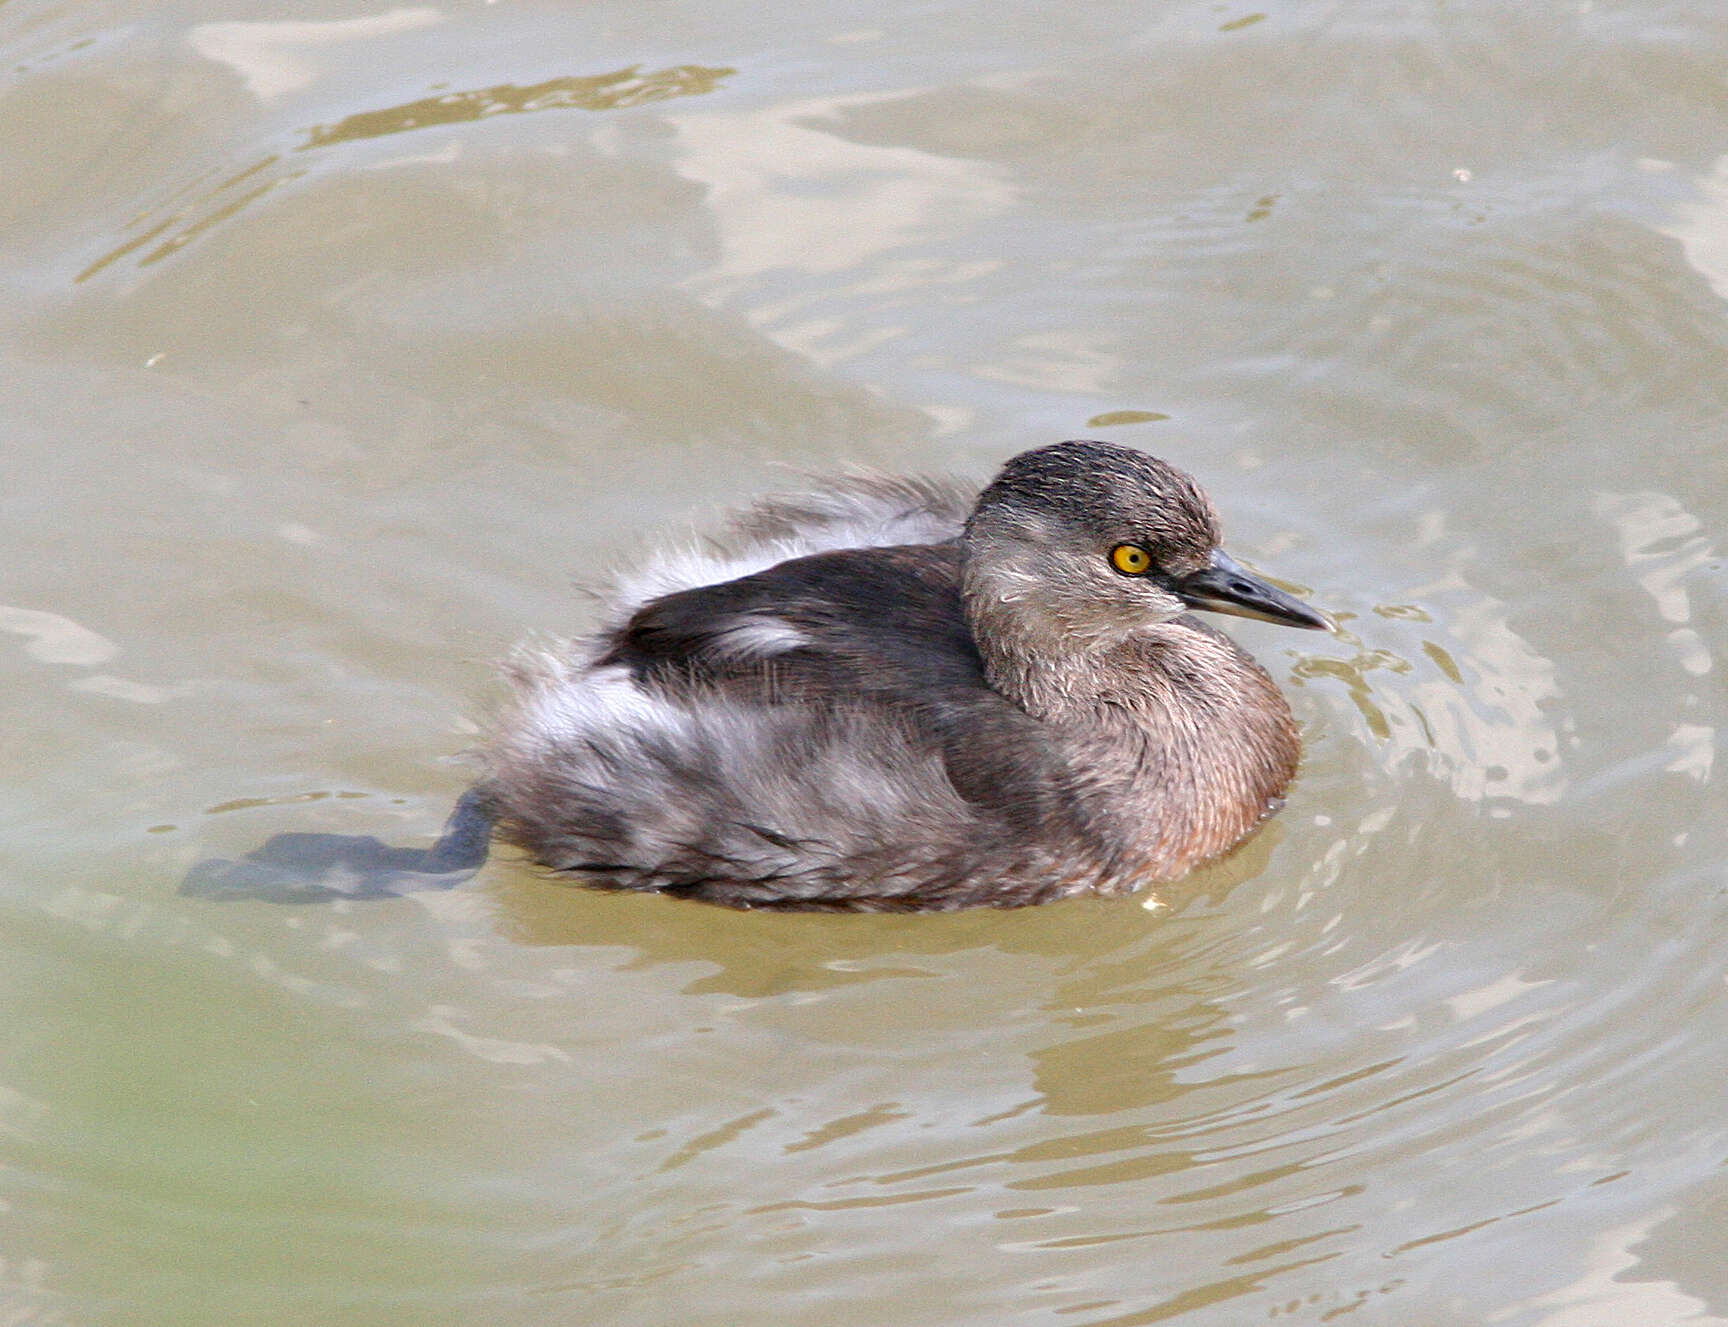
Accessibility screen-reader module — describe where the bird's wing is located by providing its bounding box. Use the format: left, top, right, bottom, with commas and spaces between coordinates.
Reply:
598, 542, 1088, 831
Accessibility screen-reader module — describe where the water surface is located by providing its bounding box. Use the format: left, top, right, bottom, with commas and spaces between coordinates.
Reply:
4, 1, 1728, 1323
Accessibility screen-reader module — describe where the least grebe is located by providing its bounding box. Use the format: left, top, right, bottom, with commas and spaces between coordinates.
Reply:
477, 439, 1330, 911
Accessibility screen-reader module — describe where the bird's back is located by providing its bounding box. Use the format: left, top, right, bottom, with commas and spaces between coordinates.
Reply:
484, 541, 1110, 909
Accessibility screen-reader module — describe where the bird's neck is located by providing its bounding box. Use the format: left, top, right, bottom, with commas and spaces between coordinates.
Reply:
957, 570, 1158, 719
958, 548, 1160, 718
966, 621, 1118, 720
964, 592, 1303, 871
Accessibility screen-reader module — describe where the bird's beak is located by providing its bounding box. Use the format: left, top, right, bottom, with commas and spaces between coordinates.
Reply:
1177, 549, 1334, 631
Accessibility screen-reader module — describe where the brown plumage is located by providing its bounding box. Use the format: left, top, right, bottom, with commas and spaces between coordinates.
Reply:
478, 440, 1331, 911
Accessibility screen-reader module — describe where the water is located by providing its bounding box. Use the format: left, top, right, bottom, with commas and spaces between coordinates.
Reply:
4, 1, 1728, 1322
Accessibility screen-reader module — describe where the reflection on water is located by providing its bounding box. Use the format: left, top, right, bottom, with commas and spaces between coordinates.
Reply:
1086, 409, 1170, 427
1593, 487, 1717, 678
1662, 153, 1728, 303
75, 62, 734, 285
1291, 641, 1410, 741
1291, 565, 1567, 811
189, 8, 446, 100
74, 158, 302, 281
302, 65, 737, 150
0, 604, 117, 665
670, 88, 1015, 309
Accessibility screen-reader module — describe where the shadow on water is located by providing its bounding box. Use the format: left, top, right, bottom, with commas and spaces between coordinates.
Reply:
179, 786, 495, 903
178, 785, 1285, 1001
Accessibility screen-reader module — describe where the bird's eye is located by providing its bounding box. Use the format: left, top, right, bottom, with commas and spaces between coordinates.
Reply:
1109, 544, 1152, 575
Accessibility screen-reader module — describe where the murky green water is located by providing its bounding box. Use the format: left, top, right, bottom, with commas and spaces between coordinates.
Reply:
5, 1, 1728, 1323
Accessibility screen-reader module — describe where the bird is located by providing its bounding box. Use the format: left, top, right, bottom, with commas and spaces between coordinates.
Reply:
471, 438, 1332, 911
183, 440, 1330, 910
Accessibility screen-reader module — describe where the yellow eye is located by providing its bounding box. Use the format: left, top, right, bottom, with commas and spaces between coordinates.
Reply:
1110, 544, 1151, 575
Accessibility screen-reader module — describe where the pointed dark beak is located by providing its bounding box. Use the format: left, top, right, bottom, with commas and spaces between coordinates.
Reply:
1177, 549, 1334, 631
